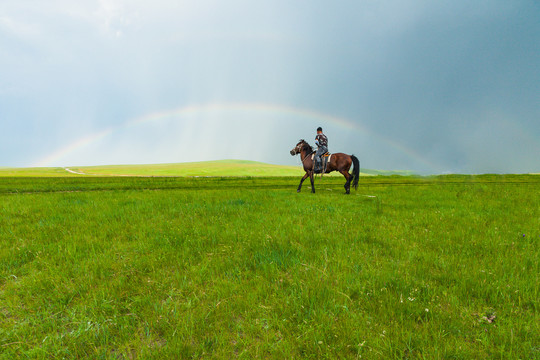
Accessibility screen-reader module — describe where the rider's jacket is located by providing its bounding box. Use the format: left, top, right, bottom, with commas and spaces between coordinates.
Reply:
315, 134, 328, 148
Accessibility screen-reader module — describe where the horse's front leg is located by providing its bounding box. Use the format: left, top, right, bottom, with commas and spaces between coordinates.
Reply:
297, 172, 309, 193
309, 171, 315, 193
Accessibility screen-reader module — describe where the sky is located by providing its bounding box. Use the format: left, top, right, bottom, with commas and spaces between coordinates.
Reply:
1, 0, 539, 173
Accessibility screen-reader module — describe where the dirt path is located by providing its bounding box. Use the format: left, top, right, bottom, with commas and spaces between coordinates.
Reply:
64, 168, 87, 175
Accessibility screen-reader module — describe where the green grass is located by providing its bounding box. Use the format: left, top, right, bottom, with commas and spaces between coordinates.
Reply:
72, 160, 310, 177
0, 167, 79, 177
0, 175, 538, 359
0, 160, 383, 177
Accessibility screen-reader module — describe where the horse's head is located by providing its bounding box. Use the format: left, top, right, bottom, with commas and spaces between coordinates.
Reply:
290, 139, 311, 156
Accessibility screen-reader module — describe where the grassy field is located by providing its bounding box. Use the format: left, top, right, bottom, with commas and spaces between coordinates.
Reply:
0, 167, 79, 177
0, 174, 538, 359
0, 160, 303, 177
0, 160, 401, 178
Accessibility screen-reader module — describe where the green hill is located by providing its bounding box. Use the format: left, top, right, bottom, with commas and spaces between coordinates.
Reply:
0, 160, 409, 177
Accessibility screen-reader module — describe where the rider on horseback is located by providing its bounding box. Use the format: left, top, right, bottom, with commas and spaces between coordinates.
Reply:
314, 127, 328, 173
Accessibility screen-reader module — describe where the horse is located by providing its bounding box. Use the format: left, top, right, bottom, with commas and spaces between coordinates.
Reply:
290, 139, 360, 194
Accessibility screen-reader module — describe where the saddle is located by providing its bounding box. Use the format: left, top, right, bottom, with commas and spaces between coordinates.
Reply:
310, 152, 331, 160
311, 153, 332, 174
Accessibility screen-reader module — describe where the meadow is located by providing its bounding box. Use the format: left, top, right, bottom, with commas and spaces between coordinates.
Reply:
0, 160, 407, 178
0, 161, 315, 178
0, 173, 538, 359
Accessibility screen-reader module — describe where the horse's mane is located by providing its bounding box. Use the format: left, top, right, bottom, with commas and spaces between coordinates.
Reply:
299, 139, 314, 153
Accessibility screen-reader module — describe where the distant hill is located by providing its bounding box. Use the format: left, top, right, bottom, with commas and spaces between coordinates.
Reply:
0, 160, 414, 177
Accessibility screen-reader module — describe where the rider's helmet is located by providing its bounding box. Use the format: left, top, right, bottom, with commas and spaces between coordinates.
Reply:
317, 127, 323, 132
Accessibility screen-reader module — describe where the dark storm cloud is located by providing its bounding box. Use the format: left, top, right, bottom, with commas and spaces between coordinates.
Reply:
278, 1, 540, 173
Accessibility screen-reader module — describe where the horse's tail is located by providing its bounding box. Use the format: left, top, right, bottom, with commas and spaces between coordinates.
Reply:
351, 155, 360, 190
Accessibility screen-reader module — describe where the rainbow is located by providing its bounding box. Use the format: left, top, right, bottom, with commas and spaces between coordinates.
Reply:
32, 102, 440, 171
34, 127, 115, 168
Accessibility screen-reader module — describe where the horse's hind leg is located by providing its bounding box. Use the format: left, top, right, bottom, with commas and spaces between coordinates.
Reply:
297, 173, 309, 193
340, 170, 351, 194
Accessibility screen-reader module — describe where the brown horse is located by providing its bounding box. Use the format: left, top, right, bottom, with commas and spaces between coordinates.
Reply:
290, 139, 360, 194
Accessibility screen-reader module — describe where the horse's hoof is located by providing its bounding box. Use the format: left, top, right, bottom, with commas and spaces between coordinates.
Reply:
297, 189, 301, 193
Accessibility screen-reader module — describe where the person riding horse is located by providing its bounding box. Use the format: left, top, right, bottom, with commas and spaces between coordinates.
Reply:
314, 127, 328, 173
290, 138, 359, 194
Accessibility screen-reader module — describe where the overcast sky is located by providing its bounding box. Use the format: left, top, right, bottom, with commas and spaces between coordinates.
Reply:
1, 0, 539, 173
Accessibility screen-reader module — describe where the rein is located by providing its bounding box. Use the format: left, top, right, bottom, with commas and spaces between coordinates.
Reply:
301, 150, 314, 163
